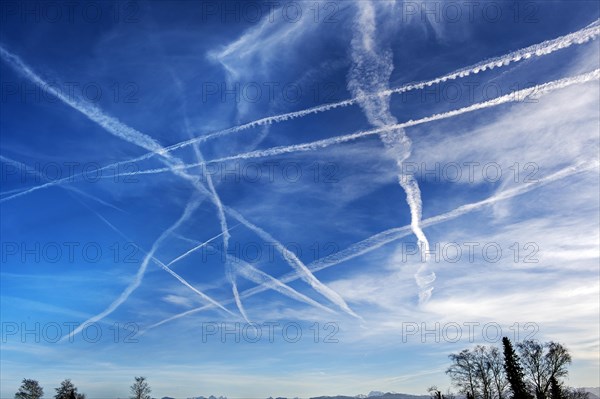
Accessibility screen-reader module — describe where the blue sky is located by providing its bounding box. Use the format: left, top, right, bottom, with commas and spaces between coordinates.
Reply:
0, 0, 599, 397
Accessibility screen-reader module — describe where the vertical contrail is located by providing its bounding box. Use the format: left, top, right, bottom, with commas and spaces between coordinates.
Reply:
347, 0, 433, 303
193, 138, 250, 322
170, 70, 249, 322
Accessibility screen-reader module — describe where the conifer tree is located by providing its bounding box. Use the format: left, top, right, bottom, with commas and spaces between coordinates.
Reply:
15, 379, 44, 399
550, 377, 562, 399
503, 337, 533, 399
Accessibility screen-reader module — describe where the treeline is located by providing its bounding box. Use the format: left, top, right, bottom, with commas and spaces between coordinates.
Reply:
14, 376, 151, 399
431, 337, 590, 399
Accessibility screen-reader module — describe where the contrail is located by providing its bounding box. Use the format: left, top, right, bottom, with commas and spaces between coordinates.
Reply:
171, 65, 336, 321
60, 195, 237, 342
225, 207, 363, 320
3, 20, 599, 200
103, 69, 600, 179
169, 180, 355, 319
175, 70, 248, 322
151, 254, 237, 318
192, 144, 248, 322
151, 18, 600, 153
166, 224, 240, 267
0, 186, 27, 196
347, 0, 432, 302
0, 44, 187, 203
228, 255, 337, 316
0, 47, 173, 158
58, 198, 195, 342
0, 155, 123, 212
2, 37, 595, 322
142, 159, 598, 331
231, 278, 250, 323
0, 46, 351, 320
172, 166, 359, 319
182, 123, 347, 319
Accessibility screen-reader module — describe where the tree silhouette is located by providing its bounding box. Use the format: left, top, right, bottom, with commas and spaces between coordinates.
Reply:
447, 345, 507, 399
54, 379, 86, 399
563, 388, 590, 399
488, 346, 509, 399
447, 349, 478, 399
428, 386, 446, 399
55, 379, 75, 399
428, 386, 455, 399
517, 340, 572, 399
15, 379, 44, 399
550, 377, 562, 399
130, 376, 151, 399
473, 345, 494, 399
502, 337, 533, 399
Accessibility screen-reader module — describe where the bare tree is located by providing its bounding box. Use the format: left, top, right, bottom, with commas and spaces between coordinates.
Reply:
428, 386, 456, 399
563, 388, 589, 399
130, 376, 151, 399
447, 349, 478, 399
487, 346, 509, 399
545, 342, 572, 388
474, 346, 495, 399
429, 385, 445, 399
517, 340, 571, 399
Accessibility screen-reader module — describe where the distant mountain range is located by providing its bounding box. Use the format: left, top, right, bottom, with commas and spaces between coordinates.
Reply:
310, 389, 600, 399
168, 388, 600, 399
310, 393, 431, 399
583, 388, 600, 398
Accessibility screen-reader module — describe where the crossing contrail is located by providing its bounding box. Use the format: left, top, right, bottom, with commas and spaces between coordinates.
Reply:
177, 72, 247, 321
3, 20, 598, 200
98, 69, 600, 179
142, 159, 598, 331
166, 225, 240, 267
0, 155, 123, 212
60, 195, 237, 342
0, 44, 354, 321
229, 255, 337, 316
2, 25, 597, 329
225, 207, 363, 320
149, 18, 600, 154
348, 0, 432, 302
